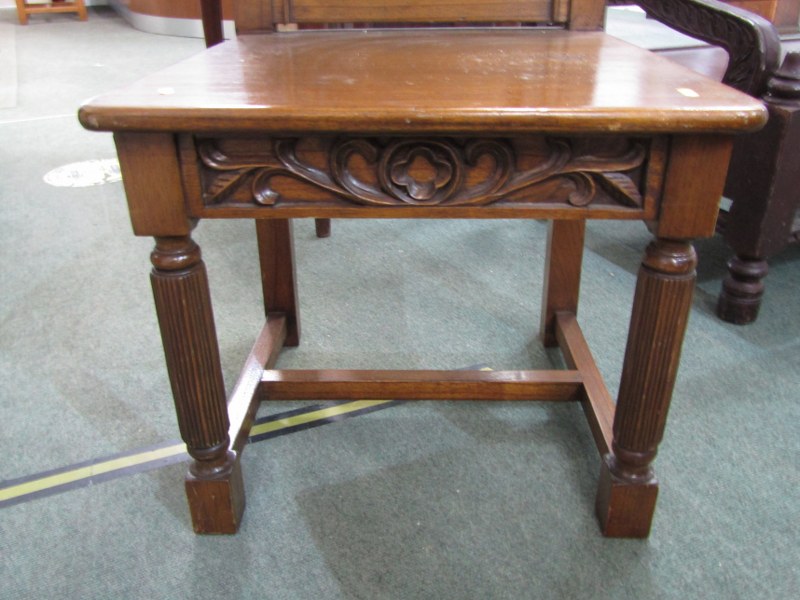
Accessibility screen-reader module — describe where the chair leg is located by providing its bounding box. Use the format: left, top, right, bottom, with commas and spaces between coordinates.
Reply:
256, 219, 301, 346
200, 0, 224, 47
716, 255, 769, 324
15, 0, 28, 24
540, 220, 585, 347
717, 54, 800, 324
315, 218, 331, 238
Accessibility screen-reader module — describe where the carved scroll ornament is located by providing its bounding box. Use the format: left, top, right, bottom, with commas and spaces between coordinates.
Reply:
197, 137, 647, 210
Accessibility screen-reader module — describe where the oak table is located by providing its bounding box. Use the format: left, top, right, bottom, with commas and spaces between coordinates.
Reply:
79, 30, 766, 537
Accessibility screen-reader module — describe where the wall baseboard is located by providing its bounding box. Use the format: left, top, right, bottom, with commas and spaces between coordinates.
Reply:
107, 0, 235, 40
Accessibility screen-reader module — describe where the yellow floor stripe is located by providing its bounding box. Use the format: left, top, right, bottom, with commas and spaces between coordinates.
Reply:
1, 399, 395, 505
0, 444, 187, 503
3, 368, 488, 506
249, 400, 394, 437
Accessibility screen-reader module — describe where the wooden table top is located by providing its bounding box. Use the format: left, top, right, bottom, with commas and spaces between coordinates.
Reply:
79, 29, 766, 135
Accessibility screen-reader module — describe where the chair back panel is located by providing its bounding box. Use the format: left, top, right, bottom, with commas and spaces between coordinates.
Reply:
235, 0, 605, 31
279, 0, 559, 24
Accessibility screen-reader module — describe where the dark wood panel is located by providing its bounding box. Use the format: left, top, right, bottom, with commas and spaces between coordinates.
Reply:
281, 0, 559, 24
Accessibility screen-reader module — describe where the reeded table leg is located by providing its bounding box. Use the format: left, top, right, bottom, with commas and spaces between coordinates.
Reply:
596, 238, 697, 537
150, 236, 244, 534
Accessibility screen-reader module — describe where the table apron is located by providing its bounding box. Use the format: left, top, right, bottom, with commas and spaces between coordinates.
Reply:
177, 133, 666, 221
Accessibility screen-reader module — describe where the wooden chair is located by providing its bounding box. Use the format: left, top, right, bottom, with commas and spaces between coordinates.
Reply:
211, 0, 798, 319
200, 0, 225, 47
80, 0, 766, 537
15, 0, 88, 25
612, 0, 799, 323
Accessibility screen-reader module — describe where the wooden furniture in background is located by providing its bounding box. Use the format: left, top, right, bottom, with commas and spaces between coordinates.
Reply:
80, 0, 766, 537
724, 0, 800, 33
15, 0, 87, 25
718, 53, 800, 323
200, 0, 224, 46
617, 0, 797, 323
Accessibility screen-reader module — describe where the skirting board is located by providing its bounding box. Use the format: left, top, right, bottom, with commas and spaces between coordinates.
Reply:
107, 0, 235, 40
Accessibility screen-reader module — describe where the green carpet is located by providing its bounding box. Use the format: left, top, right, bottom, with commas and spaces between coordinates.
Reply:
0, 7, 798, 600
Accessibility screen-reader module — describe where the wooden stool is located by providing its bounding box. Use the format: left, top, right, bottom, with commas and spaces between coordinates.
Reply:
15, 0, 88, 25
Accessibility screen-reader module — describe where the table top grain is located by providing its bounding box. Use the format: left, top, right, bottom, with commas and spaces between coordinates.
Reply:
79, 29, 767, 134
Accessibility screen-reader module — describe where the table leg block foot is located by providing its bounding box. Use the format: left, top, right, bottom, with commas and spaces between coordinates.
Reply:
185, 459, 245, 534
595, 456, 658, 538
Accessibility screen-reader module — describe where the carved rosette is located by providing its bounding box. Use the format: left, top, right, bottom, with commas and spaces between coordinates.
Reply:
196, 136, 647, 210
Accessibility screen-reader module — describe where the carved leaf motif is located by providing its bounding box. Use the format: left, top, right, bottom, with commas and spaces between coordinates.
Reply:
206, 170, 249, 202
197, 140, 266, 204
596, 172, 643, 208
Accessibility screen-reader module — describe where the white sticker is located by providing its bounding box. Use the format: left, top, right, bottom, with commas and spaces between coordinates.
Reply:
677, 87, 700, 98
44, 159, 122, 188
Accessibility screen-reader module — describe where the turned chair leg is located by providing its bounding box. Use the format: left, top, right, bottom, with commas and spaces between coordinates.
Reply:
716, 55, 800, 324
716, 255, 769, 325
